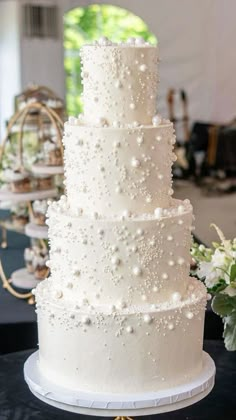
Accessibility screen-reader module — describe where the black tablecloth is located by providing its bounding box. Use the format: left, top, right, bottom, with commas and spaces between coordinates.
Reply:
0, 340, 235, 420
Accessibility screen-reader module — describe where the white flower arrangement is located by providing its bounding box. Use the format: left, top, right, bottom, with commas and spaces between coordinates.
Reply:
191, 224, 236, 351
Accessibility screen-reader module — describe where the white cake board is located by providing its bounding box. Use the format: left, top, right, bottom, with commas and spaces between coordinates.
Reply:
25, 223, 48, 239
31, 163, 64, 175
24, 351, 215, 417
11, 268, 39, 289
0, 188, 57, 203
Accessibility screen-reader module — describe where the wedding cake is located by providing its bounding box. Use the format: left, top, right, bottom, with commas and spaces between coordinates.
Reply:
35, 37, 207, 394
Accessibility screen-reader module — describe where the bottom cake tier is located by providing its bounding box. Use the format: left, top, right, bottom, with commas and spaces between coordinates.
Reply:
35, 277, 206, 394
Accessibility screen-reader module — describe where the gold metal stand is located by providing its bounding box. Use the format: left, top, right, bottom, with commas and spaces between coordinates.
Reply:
1, 226, 7, 248
115, 417, 133, 420
0, 259, 34, 304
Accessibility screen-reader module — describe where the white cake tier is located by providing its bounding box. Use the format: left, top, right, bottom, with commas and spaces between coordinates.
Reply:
35, 277, 206, 394
80, 42, 159, 125
63, 122, 175, 216
46, 198, 193, 306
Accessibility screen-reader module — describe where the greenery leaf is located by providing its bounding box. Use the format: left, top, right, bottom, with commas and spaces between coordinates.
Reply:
223, 312, 236, 351
212, 294, 236, 316
210, 279, 227, 294
230, 264, 236, 282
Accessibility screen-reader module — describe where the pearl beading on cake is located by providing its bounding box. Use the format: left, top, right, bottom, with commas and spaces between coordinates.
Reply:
80, 43, 159, 126
63, 123, 176, 216
45, 199, 193, 307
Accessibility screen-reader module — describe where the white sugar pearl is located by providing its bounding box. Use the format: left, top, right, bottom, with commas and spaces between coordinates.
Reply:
158, 174, 164, 180
156, 135, 162, 142
178, 205, 185, 214
135, 37, 145, 45
131, 157, 141, 168
122, 209, 131, 218
178, 219, 183, 225
178, 257, 185, 265
127, 37, 135, 45
98, 36, 109, 45
54, 290, 63, 299
77, 113, 84, 121
126, 326, 133, 333
111, 256, 121, 266
97, 117, 108, 127
168, 260, 175, 266
139, 64, 147, 72
186, 311, 194, 319
153, 286, 158, 292
111, 245, 119, 252
115, 186, 122, 194
117, 300, 127, 309
207, 293, 212, 301
167, 235, 173, 241
171, 292, 182, 302
69, 116, 76, 125
154, 207, 162, 218
136, 228, 144, 236
168, 323, 175, 331
115, 80, 122, 88
143, 314, 152, 324
82, 316, 91, 325
130, 103, 136, 110
152, 115, 162, 126
172, 292, 182, 302
137, 136, 144, 144
45, 260, 51, 267
162, 273, 168, 280
132, 266, 142, 276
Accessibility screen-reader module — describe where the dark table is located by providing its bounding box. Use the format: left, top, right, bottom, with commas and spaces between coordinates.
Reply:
0, 340, 235, 420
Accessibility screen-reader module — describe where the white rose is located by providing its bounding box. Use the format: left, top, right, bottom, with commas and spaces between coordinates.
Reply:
197, 261, 219, 288
211, 248, 227, 268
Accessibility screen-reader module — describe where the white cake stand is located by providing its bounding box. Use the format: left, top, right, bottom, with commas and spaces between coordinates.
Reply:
25, 223, 48, 239
11, 268, 39, 289
0, 188, 57, 203
24, 351, 215, 417
31, 163, 64, 175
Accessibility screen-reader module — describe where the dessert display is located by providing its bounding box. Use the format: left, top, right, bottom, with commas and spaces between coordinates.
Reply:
33, 250, 49, 280
44, 140, 63, 166
11, 204, 29, 227
34, 175, 54, 191
24, 246, 49, 280
24, 248, 35, 274
32, 200, 48, 226
33, 37, 208, 395
4, 169, 31, 193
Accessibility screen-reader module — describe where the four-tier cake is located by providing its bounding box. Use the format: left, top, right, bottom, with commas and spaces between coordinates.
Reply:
34, 37, 207, 394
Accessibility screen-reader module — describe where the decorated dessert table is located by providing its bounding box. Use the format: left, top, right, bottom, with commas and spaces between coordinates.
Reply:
0, 340, 235, 419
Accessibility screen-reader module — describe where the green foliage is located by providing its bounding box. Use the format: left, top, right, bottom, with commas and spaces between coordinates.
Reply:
223, 312, 236, 351
64, 4, 157, 116
212, 294, 236, 317
230, 264, 236, 282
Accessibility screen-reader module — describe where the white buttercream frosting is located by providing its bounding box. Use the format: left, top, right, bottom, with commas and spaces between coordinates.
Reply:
35, 38, 207, 395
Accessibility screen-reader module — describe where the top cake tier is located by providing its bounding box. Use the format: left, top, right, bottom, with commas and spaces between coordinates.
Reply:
80, 38, 159, 126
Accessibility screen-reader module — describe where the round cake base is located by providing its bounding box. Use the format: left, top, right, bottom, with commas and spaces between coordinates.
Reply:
24, 351, 215, 417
